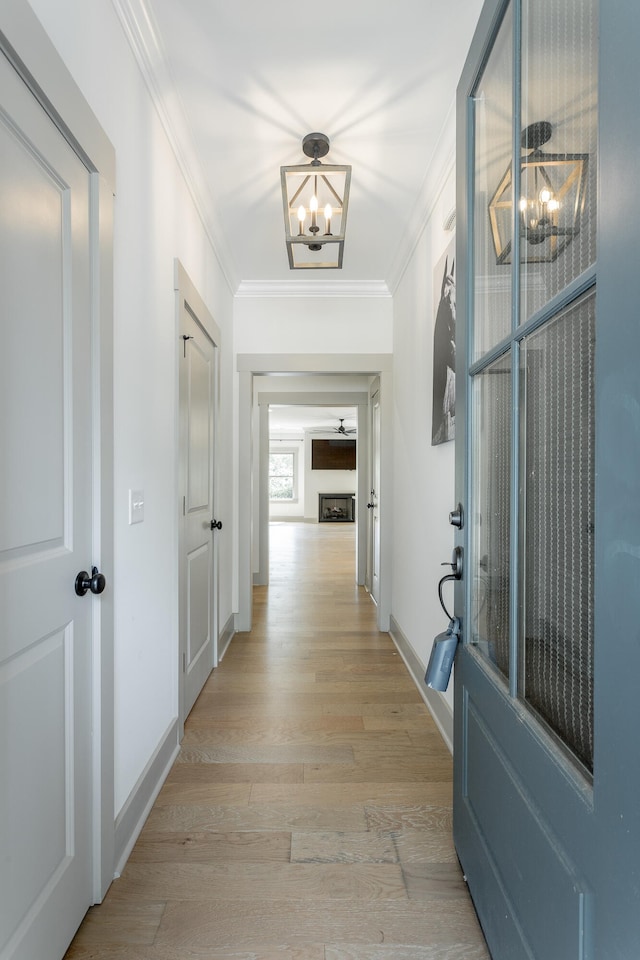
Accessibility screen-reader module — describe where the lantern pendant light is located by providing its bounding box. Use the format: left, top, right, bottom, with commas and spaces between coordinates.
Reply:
281, 133, 351, 269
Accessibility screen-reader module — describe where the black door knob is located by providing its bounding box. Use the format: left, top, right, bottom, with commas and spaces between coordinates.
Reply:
75, 566, 106, 597
210, 519, 222, 530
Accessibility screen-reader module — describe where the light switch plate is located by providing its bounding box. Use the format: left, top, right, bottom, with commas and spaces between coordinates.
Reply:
129, 489, 144, 524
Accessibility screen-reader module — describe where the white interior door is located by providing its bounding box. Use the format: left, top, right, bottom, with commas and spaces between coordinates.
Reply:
178, 274, 219, 725
368, 388, 381, 604
0, 51, 95, 960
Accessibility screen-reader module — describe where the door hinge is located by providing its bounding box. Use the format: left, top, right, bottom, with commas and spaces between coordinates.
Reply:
182, 652, 186, 673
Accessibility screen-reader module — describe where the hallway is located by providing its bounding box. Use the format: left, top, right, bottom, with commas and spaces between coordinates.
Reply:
65, 523, 489, 959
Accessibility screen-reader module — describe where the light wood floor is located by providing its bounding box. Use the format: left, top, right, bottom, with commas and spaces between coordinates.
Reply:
65, 522, 489, 960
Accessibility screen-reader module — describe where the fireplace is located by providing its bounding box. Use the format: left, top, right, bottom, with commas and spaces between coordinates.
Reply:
318, 493, 355, 523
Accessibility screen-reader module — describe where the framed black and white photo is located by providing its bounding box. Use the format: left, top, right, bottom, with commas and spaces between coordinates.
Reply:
431, 237, 456, 445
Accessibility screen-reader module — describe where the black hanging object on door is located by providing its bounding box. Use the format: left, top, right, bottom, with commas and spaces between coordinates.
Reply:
181, 334, 194, 358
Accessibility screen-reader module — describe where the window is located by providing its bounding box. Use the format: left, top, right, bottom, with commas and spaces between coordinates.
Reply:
269, 450, 297, 501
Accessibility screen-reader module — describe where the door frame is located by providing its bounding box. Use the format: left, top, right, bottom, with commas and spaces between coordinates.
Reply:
366, 377, 381, 602
237, 354, 393, 633
1, 0, 116, 902
175, 260, 221, 736
256, 392, 368, 587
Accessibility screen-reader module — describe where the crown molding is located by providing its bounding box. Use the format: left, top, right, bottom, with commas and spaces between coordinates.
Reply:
111, 0, 238, 293
235, 280, 391, 299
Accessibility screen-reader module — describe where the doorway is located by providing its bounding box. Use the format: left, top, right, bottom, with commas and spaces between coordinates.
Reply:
257, 393, 368, 588
237, 356, 392, 633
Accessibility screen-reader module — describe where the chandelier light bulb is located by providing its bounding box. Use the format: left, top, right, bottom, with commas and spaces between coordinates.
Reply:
324, 204, 332, 235
297, 204, 306, 235
309, 193, 319, 234
539, 188, 552, 204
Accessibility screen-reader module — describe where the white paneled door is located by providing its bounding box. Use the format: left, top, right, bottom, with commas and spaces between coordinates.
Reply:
0, 51, 95, 960
178, 270, 219, 725
368, 388, 381, 605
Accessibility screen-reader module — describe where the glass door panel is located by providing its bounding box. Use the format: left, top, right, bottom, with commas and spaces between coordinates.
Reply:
519, 0, 598, 322
473, 4, 513, 359
470, 351, 512, 680
520, 291, 595, 772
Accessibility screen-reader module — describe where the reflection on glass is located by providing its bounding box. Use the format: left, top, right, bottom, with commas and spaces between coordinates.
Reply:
520, 0, 598, 322
520, 292, 595, 772
489, 119, 589, 267
472, 5, 513, 359
471, 352, 512, 679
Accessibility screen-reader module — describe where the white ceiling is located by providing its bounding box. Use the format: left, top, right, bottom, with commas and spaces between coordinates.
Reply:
116, 0, 484, 293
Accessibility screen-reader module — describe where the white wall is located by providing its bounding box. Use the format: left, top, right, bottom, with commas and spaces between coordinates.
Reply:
26, 0, 235, 814
391, 145, 457, 713
235, 295, 393, 355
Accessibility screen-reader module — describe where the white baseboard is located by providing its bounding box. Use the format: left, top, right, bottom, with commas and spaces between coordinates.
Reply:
219, 613, 235, 660
389, 615, 453, 754
113, 718, 180, 876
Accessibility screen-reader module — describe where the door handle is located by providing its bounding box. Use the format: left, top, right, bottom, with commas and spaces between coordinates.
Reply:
442, 545, 463, 579
210, 519, 222, 530
437, 547, 463, 620
75, 566, 106, 596
367, 502, 375, 509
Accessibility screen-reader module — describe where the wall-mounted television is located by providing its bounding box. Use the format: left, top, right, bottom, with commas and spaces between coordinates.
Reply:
311, 439, 356, 470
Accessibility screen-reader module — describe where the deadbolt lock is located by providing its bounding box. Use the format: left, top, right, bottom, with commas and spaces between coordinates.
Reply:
449, 503, 464, 529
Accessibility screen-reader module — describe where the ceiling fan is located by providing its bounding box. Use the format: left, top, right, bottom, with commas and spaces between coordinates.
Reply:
334, 418, 356, 436
308, 417, 357, 436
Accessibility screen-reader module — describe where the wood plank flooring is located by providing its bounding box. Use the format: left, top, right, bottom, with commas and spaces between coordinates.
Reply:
65, 522, 489, 960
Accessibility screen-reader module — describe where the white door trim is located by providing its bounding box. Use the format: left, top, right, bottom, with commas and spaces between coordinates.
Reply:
236, 354, 393, 632
367, 377, 381, 600
1, 0, 116, 903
